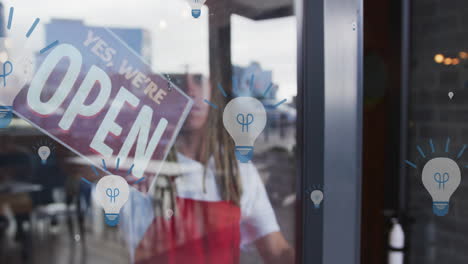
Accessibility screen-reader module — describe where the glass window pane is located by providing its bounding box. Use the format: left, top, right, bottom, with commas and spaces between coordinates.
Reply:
0, 0, 297, 263
408, 1, 468, 263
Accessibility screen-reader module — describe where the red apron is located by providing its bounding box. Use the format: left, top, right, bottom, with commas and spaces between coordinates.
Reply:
135, 197, 241, 264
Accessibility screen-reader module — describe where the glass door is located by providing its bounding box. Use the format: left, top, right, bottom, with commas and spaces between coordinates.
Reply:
0, 0, 300, 263
0, 0, 366, 263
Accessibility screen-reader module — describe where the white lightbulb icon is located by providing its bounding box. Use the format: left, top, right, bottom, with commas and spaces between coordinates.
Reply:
422, 157, 461, 216
223, 97, 266, 163
187, 0, 207, 18
38, 146, 50, 165
310, 190, 324, 209
95, 175, 130, 226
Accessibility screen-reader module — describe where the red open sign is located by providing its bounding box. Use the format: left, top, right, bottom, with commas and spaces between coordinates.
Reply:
9, 26, 192, 191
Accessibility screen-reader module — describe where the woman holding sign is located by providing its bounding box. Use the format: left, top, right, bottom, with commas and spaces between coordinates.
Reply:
121, 74, 294, 264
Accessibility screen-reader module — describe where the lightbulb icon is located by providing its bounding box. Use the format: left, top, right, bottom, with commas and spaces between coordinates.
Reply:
223, 97, 266, 163
310, 189, 324, 209
187, 0, 207, 18
38, 146, 50, 165
448, 92, 454, 100
422, 157, 461, 216
0, 37, 30, 126
95, 175, 130, 227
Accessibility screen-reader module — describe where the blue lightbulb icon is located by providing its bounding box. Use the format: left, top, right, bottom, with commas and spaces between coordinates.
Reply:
187, 0, 207, 18
237, 113, 254, 132
422, 157, 461, 216
0, 60, 13, 87
106, 188, 120, 203
0, 59, 14, 129
223, 97, 267, 163
96, 176, 129, 227
433, 172, 449, 190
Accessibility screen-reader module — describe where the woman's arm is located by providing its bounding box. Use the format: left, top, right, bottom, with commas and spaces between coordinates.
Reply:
255, 231, 295, 264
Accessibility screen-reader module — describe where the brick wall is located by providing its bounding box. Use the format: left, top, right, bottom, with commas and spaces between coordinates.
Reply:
408, 0, 468, 263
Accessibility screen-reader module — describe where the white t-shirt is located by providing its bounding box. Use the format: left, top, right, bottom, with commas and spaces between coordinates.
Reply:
120, 153, 280, 255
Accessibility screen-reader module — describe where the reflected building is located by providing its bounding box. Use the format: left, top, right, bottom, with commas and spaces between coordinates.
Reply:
44, 19, 152, 65
232, 62, 278, 99
0, 3, 5, 38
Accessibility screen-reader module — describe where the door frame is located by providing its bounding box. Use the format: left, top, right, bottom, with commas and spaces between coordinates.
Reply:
296, 0, 364, 263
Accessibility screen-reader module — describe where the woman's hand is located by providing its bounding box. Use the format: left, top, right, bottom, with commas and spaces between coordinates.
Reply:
255, 231, 295, 264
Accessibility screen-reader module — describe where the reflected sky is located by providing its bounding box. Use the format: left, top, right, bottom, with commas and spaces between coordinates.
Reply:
4, 0, 297, 100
